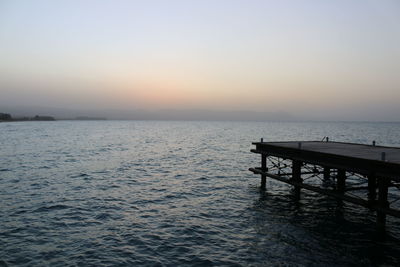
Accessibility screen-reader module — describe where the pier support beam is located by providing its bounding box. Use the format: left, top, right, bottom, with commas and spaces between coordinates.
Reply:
292, 160, 303, 198
261, 154, 267, 190
377, 177, 389, 232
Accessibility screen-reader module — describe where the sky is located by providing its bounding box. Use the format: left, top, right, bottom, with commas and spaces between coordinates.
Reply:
0, 0, 399, 120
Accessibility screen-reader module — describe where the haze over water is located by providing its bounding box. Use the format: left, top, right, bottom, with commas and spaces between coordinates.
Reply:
1, 121, 400, 266
1, 0, 400, 121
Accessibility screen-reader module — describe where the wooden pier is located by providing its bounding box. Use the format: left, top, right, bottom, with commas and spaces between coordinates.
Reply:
249, 139, 400, 232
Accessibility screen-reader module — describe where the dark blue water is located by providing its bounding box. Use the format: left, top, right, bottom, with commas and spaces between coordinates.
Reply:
1, 121, 400, 266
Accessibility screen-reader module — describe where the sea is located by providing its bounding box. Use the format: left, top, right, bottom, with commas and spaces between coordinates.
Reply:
1, 121, 400, 266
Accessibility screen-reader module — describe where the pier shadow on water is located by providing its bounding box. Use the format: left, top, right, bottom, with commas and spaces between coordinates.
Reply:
250, 183, 400, 266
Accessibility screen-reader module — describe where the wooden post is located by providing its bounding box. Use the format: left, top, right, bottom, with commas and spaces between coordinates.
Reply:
323, 167, 330, 181
368, 172, 377, 203
377, 177, 389, 232
292, 160, 302, 198
337, 170, 346, 193
261, 154, 267, 190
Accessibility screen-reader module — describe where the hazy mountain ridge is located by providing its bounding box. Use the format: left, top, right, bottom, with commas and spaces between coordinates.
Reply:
0, 105, 295, 121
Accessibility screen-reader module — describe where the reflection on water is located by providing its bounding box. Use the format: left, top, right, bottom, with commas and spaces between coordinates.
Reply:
0, 121, 400, 266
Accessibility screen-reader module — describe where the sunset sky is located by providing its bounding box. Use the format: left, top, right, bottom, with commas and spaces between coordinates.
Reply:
0, 0, 399, 120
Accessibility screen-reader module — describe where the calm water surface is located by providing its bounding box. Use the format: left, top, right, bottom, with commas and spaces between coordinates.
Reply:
1, 121, 400, 266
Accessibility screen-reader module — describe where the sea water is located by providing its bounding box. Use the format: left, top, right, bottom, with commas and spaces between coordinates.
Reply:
1, 121, 400, 266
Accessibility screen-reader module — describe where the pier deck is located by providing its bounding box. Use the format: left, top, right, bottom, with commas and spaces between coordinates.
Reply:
249, 140, 400, 231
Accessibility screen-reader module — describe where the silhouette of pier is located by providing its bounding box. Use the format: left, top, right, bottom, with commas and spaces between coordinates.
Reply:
249, 139, 400, 232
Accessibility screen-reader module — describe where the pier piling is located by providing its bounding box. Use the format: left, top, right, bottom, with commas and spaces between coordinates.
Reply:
377, 177, 389, 232
292, 160, 302, 198
368, 172, 377, 203
323, 167, 330, 181
337, 170, 346, 194
261, 154, 267, 190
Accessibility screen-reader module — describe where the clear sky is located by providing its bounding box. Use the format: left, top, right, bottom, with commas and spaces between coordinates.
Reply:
0, 0, 399, 120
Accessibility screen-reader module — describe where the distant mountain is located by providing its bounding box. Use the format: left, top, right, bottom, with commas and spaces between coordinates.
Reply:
0, 106, 84, 119
0, 112, 55, 122
0, 105, 296, 121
